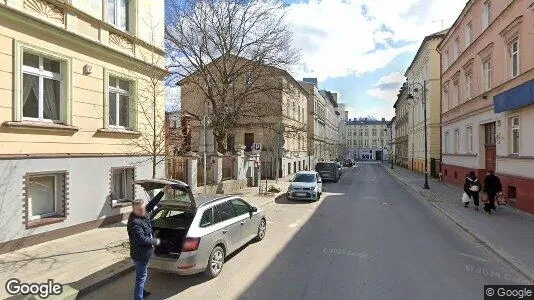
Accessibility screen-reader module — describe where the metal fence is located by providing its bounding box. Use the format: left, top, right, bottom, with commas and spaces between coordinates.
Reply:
167, 156, 188, 182
222, 156, 234, 181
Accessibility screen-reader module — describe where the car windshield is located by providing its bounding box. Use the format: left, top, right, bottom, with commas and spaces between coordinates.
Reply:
293, 174, 316, 183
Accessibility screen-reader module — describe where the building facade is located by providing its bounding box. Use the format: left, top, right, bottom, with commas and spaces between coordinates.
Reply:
439, 0, 534, 213
346, 118, 390, 161
393, 82, 410, 167
180, 58, 309, 178
301, 79, 343, 165
0, 0, 166, 252
405, 30, 446, 176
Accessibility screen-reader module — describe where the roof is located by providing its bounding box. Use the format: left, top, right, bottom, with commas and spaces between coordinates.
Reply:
346, 119, 388, 126
405, 29, 448, 76
177, 54, 309, 96
319, 90, 338, 108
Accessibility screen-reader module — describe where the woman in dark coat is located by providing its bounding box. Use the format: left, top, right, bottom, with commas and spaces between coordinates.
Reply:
483, 171, 502, 215
463, 171, 480, 210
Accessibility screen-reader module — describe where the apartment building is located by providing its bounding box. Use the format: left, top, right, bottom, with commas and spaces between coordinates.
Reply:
180, 56, 309, 177
300, 77, 345, 165
393, 82, 410, 167
346, 118, 390, 161
439, 0, 534, 213
405, 30, 446, 175
0, 0, 165, 253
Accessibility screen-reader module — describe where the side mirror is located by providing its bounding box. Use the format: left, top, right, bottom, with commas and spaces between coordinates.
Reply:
317, 179, 322, 183
251, 206, 258, 212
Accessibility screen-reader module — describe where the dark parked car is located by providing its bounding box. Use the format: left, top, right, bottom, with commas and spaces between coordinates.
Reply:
315, 162, 340, 182
342, 159, 353, 167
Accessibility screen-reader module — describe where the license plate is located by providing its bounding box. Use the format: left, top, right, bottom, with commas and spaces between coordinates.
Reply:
295, 193, 307, 197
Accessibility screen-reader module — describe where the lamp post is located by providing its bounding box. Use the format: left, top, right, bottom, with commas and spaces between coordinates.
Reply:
407, 81, 430, 190
389, 125, 394, 169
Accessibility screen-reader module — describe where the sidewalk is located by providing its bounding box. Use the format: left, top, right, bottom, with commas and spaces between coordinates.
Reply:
0, 176, 292, 299
383, 164, 534, 282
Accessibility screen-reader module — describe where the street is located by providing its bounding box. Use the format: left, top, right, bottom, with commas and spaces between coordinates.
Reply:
82, 162, 527, 300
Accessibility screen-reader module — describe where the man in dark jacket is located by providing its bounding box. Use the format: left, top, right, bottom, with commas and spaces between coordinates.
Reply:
127, 185, 170, 300
483, 171, 502, 215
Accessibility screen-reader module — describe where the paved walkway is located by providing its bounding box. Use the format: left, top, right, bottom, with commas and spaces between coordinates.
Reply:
0, 176, 292, 299
383, 164, 534, 282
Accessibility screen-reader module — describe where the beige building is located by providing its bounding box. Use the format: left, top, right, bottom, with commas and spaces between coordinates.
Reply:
393, 82, 409, 167
404, 30, 446, 175
0, 0, 165, 253
346, 118, 390, 161
300, 78, 344, 164
180, 57, 309, 178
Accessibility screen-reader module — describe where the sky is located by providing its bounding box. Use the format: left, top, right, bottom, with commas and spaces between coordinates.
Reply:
283, 0, 467, 119
165, 0, 468, 118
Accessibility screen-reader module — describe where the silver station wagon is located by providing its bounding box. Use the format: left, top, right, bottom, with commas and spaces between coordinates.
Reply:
135, 179, 267, 278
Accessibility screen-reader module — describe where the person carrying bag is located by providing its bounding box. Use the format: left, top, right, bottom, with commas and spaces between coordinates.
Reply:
463, 171, 480, 210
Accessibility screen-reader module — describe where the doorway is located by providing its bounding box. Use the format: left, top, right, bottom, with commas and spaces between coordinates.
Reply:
484, 122, 496, 172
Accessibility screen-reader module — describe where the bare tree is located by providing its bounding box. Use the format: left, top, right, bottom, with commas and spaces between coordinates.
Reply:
165, 0, 300, 152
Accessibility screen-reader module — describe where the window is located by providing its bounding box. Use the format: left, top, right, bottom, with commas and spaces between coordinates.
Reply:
297, 104, 301, 121
244, 133, 254, 151
107, 0, 129, 31
483, 1, 491, 29
200, 208, 213, 227
465, 73, 472, 100
454, 129, 460, 153
453, 82, 459, 106
359, 129, 363, 136
231, 199, 250, 216
111, 167, 134, 202
454, 37, 460, 60
467, 126, 473, 153
465, 21, 473, 46
364, 140, 368, 147
365, 129, 368, 136
108, 76, 131, 128
372, 140, 376, 147
359, 140, 363, 147
511, 117, 520, 154
372, 129, 377, 136
509, 40, 519, 78
22, 52, 63, 122
483, 59, 492, 91
214, 201, 236, 223
443, 50, 449, 69
443, 89, 449, 111
444, 131, 450, 153
26, 172, 66, 223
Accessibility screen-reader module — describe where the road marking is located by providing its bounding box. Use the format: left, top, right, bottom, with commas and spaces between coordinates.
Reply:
267, 221, 275, 224
458, 252, 489, 262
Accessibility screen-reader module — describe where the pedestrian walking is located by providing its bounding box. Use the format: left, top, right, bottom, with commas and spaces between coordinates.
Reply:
127, 185, 171, 300
463, 171, 480, 210
483, 171, 502, 215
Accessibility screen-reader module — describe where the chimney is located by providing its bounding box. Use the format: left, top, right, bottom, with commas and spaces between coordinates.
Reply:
302, 78, 318, 86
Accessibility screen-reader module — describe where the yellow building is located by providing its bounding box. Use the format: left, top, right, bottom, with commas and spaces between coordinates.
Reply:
404, 30, 446, 175
0, 0, 165, 253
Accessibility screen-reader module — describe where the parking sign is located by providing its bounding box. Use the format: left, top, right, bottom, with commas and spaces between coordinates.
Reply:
252, 143, 261, 154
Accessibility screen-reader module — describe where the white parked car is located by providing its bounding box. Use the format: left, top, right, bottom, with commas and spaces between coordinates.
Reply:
287, 171, 323, 201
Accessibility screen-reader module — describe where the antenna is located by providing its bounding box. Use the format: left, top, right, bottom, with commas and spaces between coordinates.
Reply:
432, 19, 444, 30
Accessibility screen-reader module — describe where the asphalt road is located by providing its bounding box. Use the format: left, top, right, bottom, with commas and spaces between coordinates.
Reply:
82, 162, 526, 300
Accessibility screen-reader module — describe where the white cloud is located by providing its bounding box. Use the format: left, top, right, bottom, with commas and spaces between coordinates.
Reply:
346, 105, 394, 120
366, 71, 405, 103
286, 0, 466, 80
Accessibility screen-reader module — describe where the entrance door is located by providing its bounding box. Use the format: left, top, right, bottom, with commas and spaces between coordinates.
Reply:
484, 122, 496, 172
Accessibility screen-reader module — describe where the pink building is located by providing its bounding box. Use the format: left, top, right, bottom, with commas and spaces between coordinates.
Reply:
439, 0, 534, 213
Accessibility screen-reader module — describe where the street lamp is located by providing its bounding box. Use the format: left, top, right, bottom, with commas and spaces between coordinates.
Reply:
388, 126, 394, 169
407, 81, 430, 190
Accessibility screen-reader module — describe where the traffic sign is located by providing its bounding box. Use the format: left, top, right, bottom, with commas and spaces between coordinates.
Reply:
252, 143, 262, 154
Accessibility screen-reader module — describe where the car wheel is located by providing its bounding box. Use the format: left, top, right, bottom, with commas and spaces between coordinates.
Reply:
204, 246, 225, 278
254, 218, 267, 241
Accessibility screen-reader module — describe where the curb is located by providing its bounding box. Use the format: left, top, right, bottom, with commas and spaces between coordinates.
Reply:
381, 164, 534, 284
74, 263, 135, 298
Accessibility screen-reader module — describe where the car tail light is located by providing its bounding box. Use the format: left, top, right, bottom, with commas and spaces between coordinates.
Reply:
182, 237, 201, 252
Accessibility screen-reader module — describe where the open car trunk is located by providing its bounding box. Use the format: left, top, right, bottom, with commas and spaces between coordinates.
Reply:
152, 207, 194, 258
